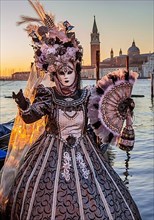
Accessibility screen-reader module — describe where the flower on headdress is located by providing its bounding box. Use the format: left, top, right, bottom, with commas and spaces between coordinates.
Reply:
47, 64, 56, 73
47, 47, 56, 55
25, 18, 82, 73
37, 25, 48, 36
66, 47, 77, 60
46, 53, 56, 64
41, 44, 48, 54
25, 24, 38, 35
58, 46, 67, 56
48, 28, 59, 39
57, 54, 68, 63
48, 27, 69, 43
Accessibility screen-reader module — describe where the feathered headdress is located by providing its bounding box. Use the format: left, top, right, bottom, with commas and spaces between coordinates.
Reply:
17, 0, 83, 74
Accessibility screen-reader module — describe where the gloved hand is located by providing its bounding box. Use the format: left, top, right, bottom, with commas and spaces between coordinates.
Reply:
12, 89, 28, 110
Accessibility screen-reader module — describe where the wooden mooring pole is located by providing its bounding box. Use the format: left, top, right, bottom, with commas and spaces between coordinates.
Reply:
126, 55, 129, 72
96, 50, 100, 81
125, 55, 129, 80
96, 50, 100, 146
151, 72, 154, 98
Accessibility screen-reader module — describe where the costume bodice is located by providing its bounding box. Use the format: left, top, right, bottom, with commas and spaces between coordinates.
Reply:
58, 108, 84, 139
45, 87, 89, 141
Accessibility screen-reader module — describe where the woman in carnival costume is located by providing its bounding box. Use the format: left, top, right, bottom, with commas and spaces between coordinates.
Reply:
0, 0, 141, 219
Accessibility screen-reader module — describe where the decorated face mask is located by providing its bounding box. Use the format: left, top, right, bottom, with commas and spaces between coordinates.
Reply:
57, 62, 75, 87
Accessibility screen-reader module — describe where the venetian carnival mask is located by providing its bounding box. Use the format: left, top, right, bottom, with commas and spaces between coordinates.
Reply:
57, 62, 75, 87
16, 0, 83, 96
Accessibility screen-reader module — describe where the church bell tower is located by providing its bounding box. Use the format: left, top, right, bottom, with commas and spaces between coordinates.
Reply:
90, 16, 100, 66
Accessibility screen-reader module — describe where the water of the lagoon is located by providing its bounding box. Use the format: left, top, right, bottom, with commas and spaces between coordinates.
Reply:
0, 79, 153, 219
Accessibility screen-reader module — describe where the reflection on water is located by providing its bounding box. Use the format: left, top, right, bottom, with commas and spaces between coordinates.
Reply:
105, 147, 131, 188
150, 97, 154, 110
123, 151, 131, 187
105, 146, 116, 167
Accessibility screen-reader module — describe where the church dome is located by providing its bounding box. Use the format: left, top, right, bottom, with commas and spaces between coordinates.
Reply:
127, 40, 140, 56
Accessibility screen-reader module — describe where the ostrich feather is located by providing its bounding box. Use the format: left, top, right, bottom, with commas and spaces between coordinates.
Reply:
16, 15, 42, 26
28, 0, 55, 29
28, 0, 45, 21
36, 0, 46, 18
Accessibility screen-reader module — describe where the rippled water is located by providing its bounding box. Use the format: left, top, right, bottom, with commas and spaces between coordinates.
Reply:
0, 79, 153, 219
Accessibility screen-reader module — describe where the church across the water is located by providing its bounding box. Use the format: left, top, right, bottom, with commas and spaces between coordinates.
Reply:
81, 16, 154, 79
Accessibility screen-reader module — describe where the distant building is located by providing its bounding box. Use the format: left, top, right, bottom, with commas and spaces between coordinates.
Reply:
81, 17, 153, 79
12, 72, 30, 80
90, 16, 100, 67
100, 41, 152, 78
81, 66, 96, 78
99, 66, 139, 78
0, 76, 12, 80
142, 53, 154, 78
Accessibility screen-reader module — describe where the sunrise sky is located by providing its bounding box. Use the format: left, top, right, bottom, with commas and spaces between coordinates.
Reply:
0, 0, 153, 76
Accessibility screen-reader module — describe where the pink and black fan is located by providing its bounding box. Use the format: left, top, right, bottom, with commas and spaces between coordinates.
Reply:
88, 68, 138, 151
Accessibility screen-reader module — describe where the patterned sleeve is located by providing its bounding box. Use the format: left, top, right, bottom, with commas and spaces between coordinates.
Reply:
19, 84, 52, 124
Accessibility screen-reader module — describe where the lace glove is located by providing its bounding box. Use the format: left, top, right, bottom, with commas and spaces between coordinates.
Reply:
12, 89, 29, 110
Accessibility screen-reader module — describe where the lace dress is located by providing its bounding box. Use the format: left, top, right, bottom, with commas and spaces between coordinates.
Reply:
6, 85, 141, 220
